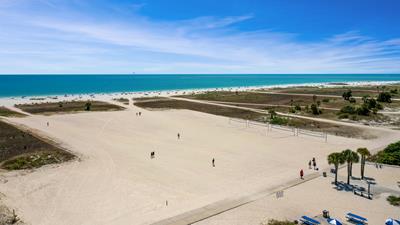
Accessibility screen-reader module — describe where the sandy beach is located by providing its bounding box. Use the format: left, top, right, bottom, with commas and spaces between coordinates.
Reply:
0, 94, 399, 224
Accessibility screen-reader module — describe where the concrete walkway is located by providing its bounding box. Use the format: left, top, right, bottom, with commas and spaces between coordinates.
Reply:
151, 172, 321, 225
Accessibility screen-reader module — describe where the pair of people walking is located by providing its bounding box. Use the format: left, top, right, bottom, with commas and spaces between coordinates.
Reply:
308, 157, 317, 170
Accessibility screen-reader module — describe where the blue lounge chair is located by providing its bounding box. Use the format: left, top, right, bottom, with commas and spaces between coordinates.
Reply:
300, 216, 321, 225
345, 213, 368, 224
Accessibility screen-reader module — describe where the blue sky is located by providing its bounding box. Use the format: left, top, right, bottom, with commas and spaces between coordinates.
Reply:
1, 0, 400, 74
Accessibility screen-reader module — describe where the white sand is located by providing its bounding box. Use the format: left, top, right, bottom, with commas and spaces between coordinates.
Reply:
0, 101, 399, 225
195, 163, 400, 225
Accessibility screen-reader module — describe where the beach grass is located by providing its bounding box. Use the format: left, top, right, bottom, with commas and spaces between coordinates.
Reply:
262, 220, 296, 225
113, 98, 129, 105
15, 100, 124, 115
0, 106, 26, 117
0, 120, 75, 170
387, 195, 400, 206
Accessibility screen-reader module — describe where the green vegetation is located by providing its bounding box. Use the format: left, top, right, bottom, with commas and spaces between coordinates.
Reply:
16, 101, 124, 115
377, 92, 392, 103
2, 151, 73, 170
85, 101, 92, 111
270, 116, 289, 125
370, 141, 400, 165
342, 149, 359, 184
328, 148, 374, 185
310, 103, 322, 115
113, 97, 130, 105
328, 152, 345, 185
342, 89, 353, 101
0, 107, 25, 117
337, 95, 385, 120
357, 147, 371, 179
0, 120, 74, 170
263, 219, 295, 225
387, 195, 400, 206
182, 91, 338, 108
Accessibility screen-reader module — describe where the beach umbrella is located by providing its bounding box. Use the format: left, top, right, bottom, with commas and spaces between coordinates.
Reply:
386, 218, 400, 225
328, 218, 343, 225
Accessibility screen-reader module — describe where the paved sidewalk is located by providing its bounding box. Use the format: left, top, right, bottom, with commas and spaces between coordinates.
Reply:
151, 172, 321, 225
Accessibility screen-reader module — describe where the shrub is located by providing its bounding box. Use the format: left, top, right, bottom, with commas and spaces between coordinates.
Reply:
270, 116, 289, 125
377, 92, 392, 103
349, 97, 356, 103
264, 219, 296, 225
269, 109, 277, 119
310, 104, 321, 115
342, 89, 352, 100
387, 195, 400, 206
372, 141, 400, 165
85, 102, 92, 111
322, 98, 330, 103
356, 105, 370, 116
340, 105, 356, 114
294, 105, 301, 111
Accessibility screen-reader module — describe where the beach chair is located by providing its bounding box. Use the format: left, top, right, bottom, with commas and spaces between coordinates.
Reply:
345, 212, 368, 224
299, 216, 321, 225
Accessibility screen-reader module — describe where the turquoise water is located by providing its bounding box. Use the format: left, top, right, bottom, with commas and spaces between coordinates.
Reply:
0, 74, 400, 97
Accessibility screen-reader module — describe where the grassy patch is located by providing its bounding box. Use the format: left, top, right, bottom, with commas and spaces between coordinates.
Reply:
113, 98, 129, 105
0, 107, 25, 117
183, 91, 340, 107
2, 151, 73, 170
16, 101, 124, 115
182, 91, 395, 123
387, 195, 400, 206
261, 219, 295, 225
0, 120, 74, 170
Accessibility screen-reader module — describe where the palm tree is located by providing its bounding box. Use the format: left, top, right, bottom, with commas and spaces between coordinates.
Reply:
328, 152, 345, 185
342, 149, 360, 184
357, 147, 371, 179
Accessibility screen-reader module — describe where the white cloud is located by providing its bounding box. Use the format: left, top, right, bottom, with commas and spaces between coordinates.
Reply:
0, 1, 399, 74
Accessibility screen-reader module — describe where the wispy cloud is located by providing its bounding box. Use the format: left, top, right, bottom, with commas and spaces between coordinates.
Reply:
0, 1, 399, 74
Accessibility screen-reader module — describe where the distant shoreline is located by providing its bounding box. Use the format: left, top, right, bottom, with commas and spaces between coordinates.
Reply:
0, 80, 399, 106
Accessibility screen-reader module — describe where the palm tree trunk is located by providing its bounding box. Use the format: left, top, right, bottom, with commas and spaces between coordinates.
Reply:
334, 165, 338, 185
349, 162, 353, 177
347, 163, 350, 184
361, 156, 365, 179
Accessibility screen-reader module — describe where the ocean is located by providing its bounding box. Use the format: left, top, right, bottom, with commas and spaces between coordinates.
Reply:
1, 74, 400, 97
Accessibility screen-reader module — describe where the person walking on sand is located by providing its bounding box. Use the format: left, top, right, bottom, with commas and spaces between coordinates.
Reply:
177, 133, 180, 139
308, 160, 311, 169
313, 161, 317, 170
300, 169, 304, 179
212, 158, 215, 167
47, 122, 49, 127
